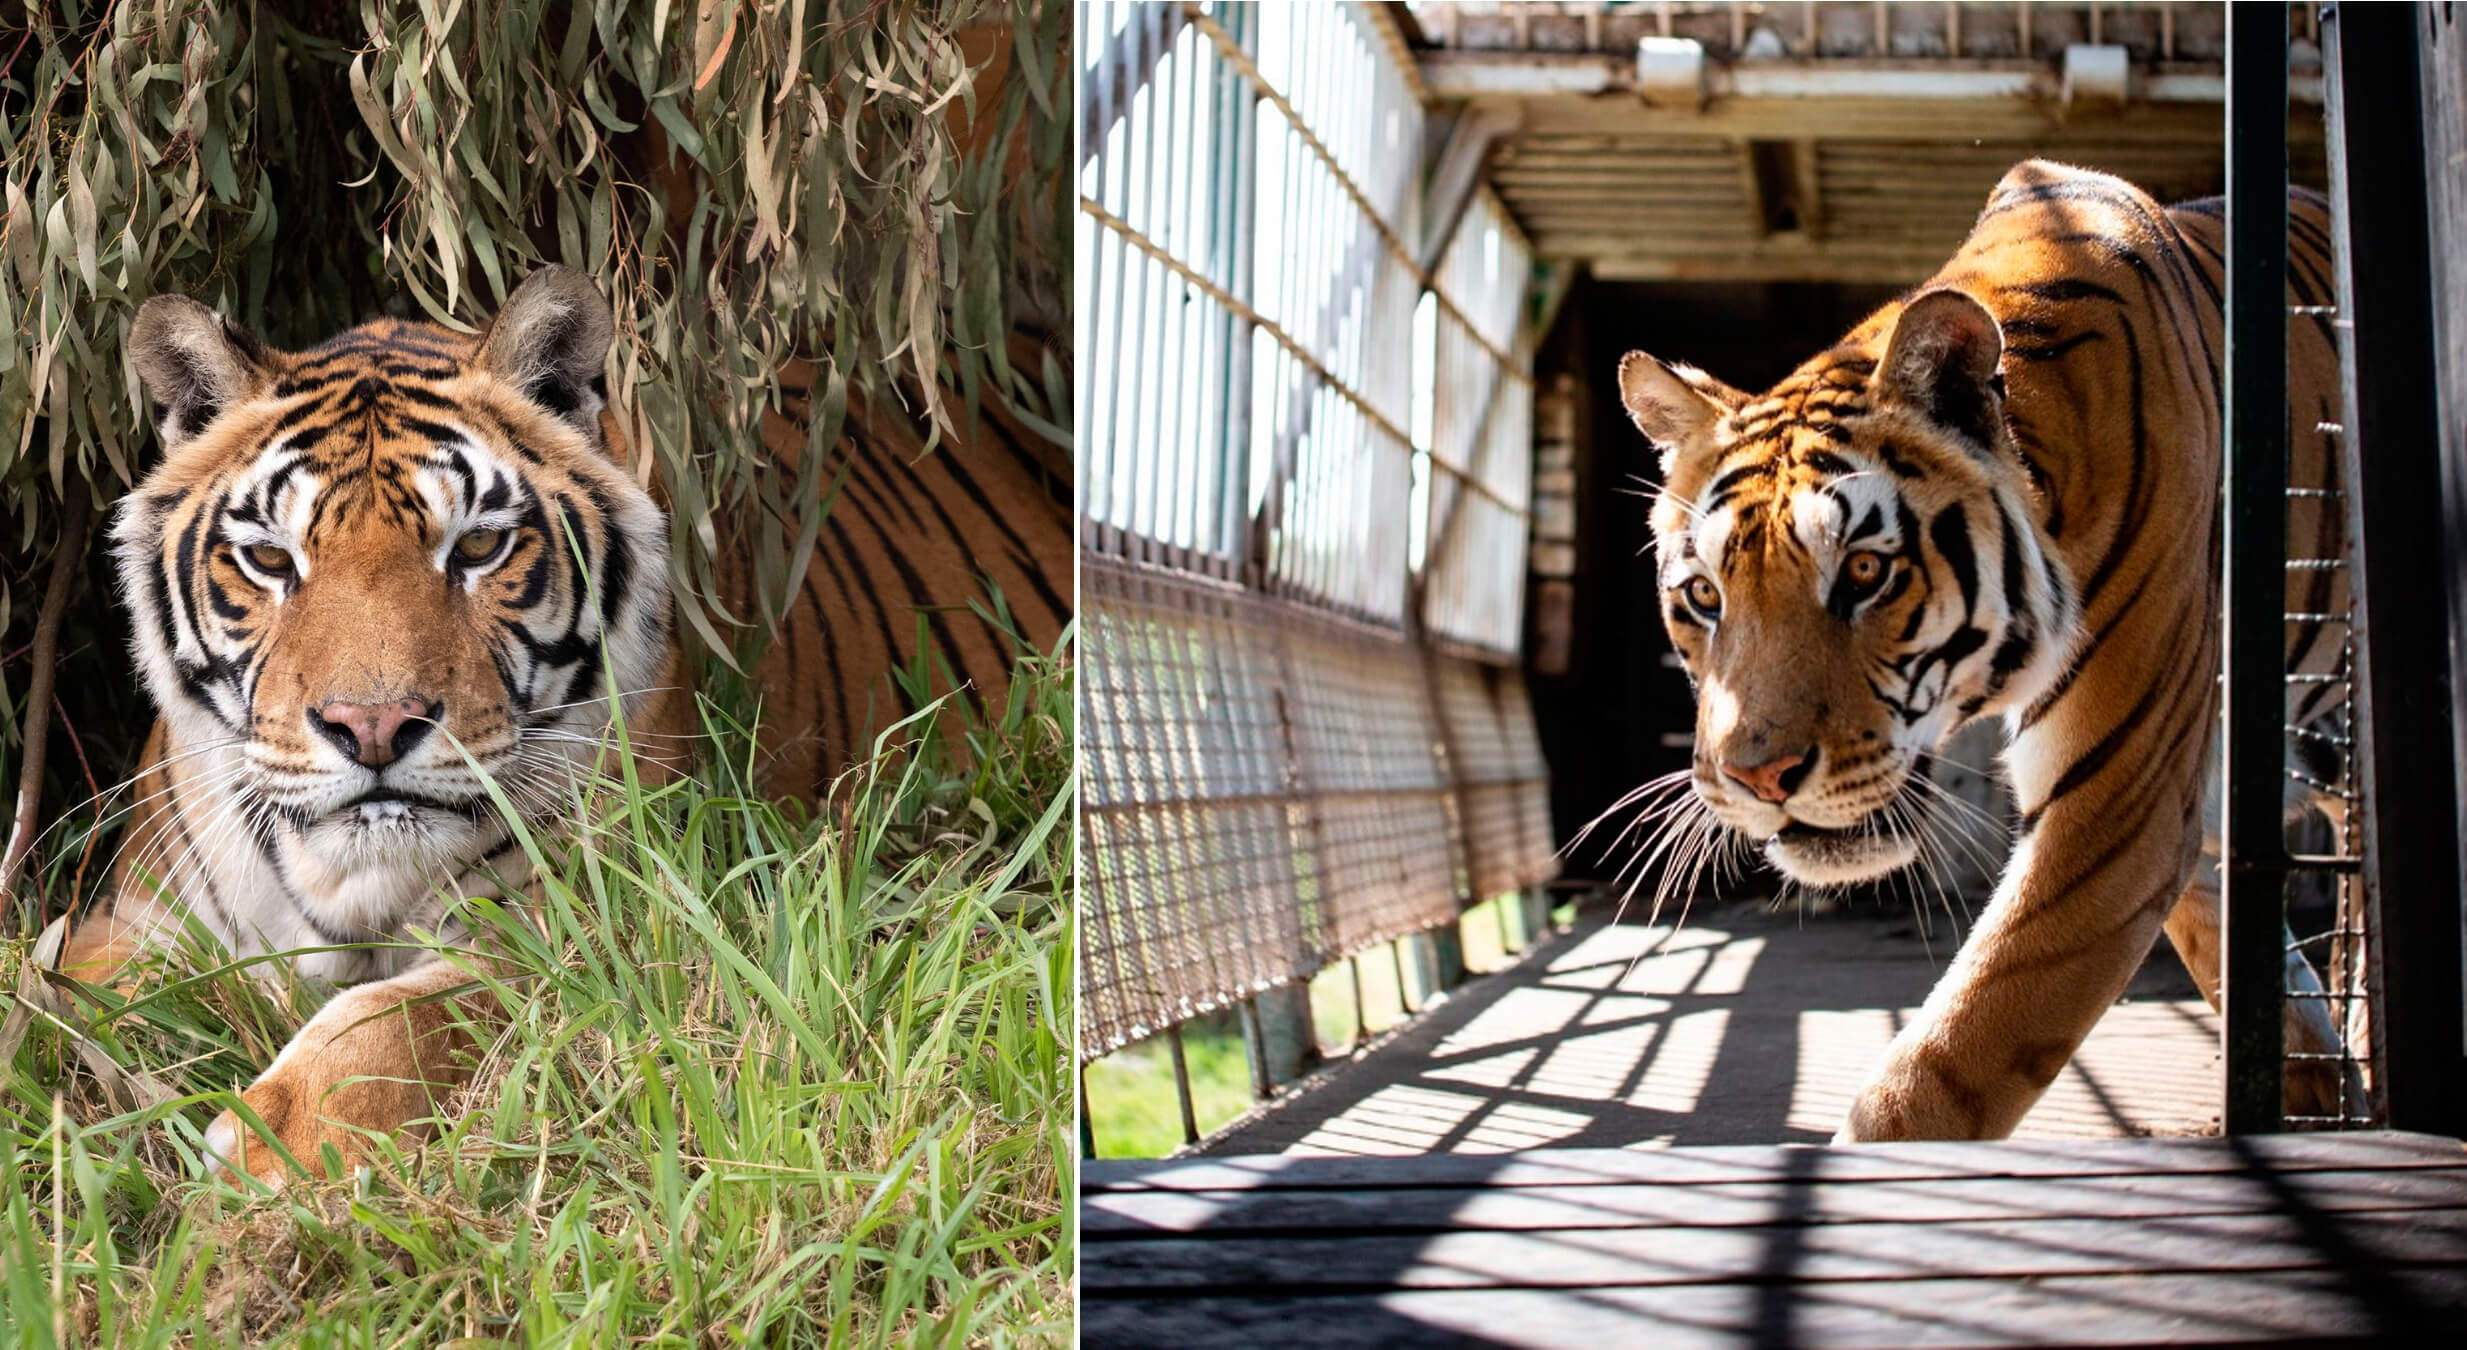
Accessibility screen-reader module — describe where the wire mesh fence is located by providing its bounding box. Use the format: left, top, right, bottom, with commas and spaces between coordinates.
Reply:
1077, 0, 1554, 1060
1081, 562, 1316, 1055
2276, 438, 2373, 1127
1433, 660, 1558, 903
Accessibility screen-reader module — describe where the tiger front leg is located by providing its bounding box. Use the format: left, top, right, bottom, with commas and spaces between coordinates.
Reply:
1836, 809, 2198, 1141
1837, 623, 2228, 1142
204, 956, 499, 1185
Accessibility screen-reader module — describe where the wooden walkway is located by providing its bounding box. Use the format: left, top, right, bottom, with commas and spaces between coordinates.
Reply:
1084, 1131, 2467, 1347
1206, 905, 2223, 1155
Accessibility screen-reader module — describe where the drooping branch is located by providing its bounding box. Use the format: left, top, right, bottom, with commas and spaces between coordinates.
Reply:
1, 493, 94, 906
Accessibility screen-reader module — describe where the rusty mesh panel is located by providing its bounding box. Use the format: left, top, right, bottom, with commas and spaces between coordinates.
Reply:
1283, 624, 1465, 954
1435, 658, 1560, 899
1080, 554, 1567, 1059
1081, 561, 1314, 1058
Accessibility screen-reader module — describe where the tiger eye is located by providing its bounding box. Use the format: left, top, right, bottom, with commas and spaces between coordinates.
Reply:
1684, 576, 1721, 614
453, 528, 506, 563
243, 543, 293, 575
1845, 550, 1888, 587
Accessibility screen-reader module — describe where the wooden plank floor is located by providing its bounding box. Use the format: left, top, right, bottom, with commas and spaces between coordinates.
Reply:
1084, 1131, 2467, 1347
1204, 905, 2223, 1156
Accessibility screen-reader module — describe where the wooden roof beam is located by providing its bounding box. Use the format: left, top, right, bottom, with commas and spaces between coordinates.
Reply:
1457, 91, 2319, 145
1572, 241, 1959, 285
1417, 49, 2326, 109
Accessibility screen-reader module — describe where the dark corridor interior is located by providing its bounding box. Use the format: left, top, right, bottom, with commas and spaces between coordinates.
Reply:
1530, 278, 1900, 885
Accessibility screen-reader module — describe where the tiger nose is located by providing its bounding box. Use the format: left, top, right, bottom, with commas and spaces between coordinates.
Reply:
1721, 748, 1813, 804
312, 697, 439, 768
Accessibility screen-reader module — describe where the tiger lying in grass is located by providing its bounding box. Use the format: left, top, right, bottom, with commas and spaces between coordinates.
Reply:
52, 266, 1064, 1182
1615, 160, 2348, 1139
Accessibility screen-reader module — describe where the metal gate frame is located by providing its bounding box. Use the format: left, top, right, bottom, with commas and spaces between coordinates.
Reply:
2220, 0, 2467, 1136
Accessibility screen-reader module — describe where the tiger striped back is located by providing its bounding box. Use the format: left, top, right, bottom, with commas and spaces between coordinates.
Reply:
725, 352, 1072, 802
2164, 188, 2351, 720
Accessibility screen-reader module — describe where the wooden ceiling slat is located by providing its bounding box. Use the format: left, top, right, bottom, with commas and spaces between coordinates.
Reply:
1495, 169, 1746, 187
1501, 189, 1759, 206
1455, 65, 2325, 282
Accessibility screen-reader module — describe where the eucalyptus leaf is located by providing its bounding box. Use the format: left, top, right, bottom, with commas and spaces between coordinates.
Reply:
0, 0, 1067, 792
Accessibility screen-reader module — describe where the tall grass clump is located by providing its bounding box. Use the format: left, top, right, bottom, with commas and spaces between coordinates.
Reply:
0, 632, 1076, 1345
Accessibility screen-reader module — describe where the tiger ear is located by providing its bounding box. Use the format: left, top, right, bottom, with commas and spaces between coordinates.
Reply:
476, 265, 613, 433
128, 296, 273, 448
1876, 288, 2006, 452
1617, 353, 1741, 470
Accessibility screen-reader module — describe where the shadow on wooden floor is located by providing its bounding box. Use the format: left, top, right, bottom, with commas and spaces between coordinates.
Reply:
1204, 900, 2219, 1156
1087, 1131, 2467, 1346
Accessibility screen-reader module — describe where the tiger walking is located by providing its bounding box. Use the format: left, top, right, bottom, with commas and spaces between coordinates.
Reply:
1615, 160, 2346, 1140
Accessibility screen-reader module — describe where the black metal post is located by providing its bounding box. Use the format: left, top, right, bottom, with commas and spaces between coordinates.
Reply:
1236, 995, 1274, 1101
1080, 1063, 1097, 1158
1166, 1023, 1200, 1146
2222, 2, 2289, 1135
1349, 953, 1369, 1049
2322, 2, 2467, 1135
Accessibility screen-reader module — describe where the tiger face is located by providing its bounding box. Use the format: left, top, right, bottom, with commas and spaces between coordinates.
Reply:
114, 268, 672, 884
1620, 290, 2077, 886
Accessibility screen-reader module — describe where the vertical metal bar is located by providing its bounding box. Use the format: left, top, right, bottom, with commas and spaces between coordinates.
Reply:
1188, 28, 1224, 567
1155, 27, 1192, 559
1218, 3, 1258, 571
1349, 952, 1369, 1048
1254, 114, 1293, 591
2321, 2, 2467, 1135
1393, 936, 1415, 1015
1166, 1022, 1200, 1146
1237, 995, 1274, 1101
2221, 2, 2290, 1135
1078, 1063, 1096, 1158
1169, 20, 1205, 559
1117, 4, 1160, 553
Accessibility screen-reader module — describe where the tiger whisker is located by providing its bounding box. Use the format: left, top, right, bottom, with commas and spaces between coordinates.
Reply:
1900, 772, 2009, 885
120, 769, 264, 919
17, 737, 253, 868
89, 760, 256, 896
1572, 769, 1695, 855
515, 686, 686, 719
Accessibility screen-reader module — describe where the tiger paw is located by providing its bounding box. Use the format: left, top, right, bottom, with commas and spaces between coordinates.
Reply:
198, 984, 457, 1186
200, 1049, 406, 1186
202, 1075, 324, 1187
